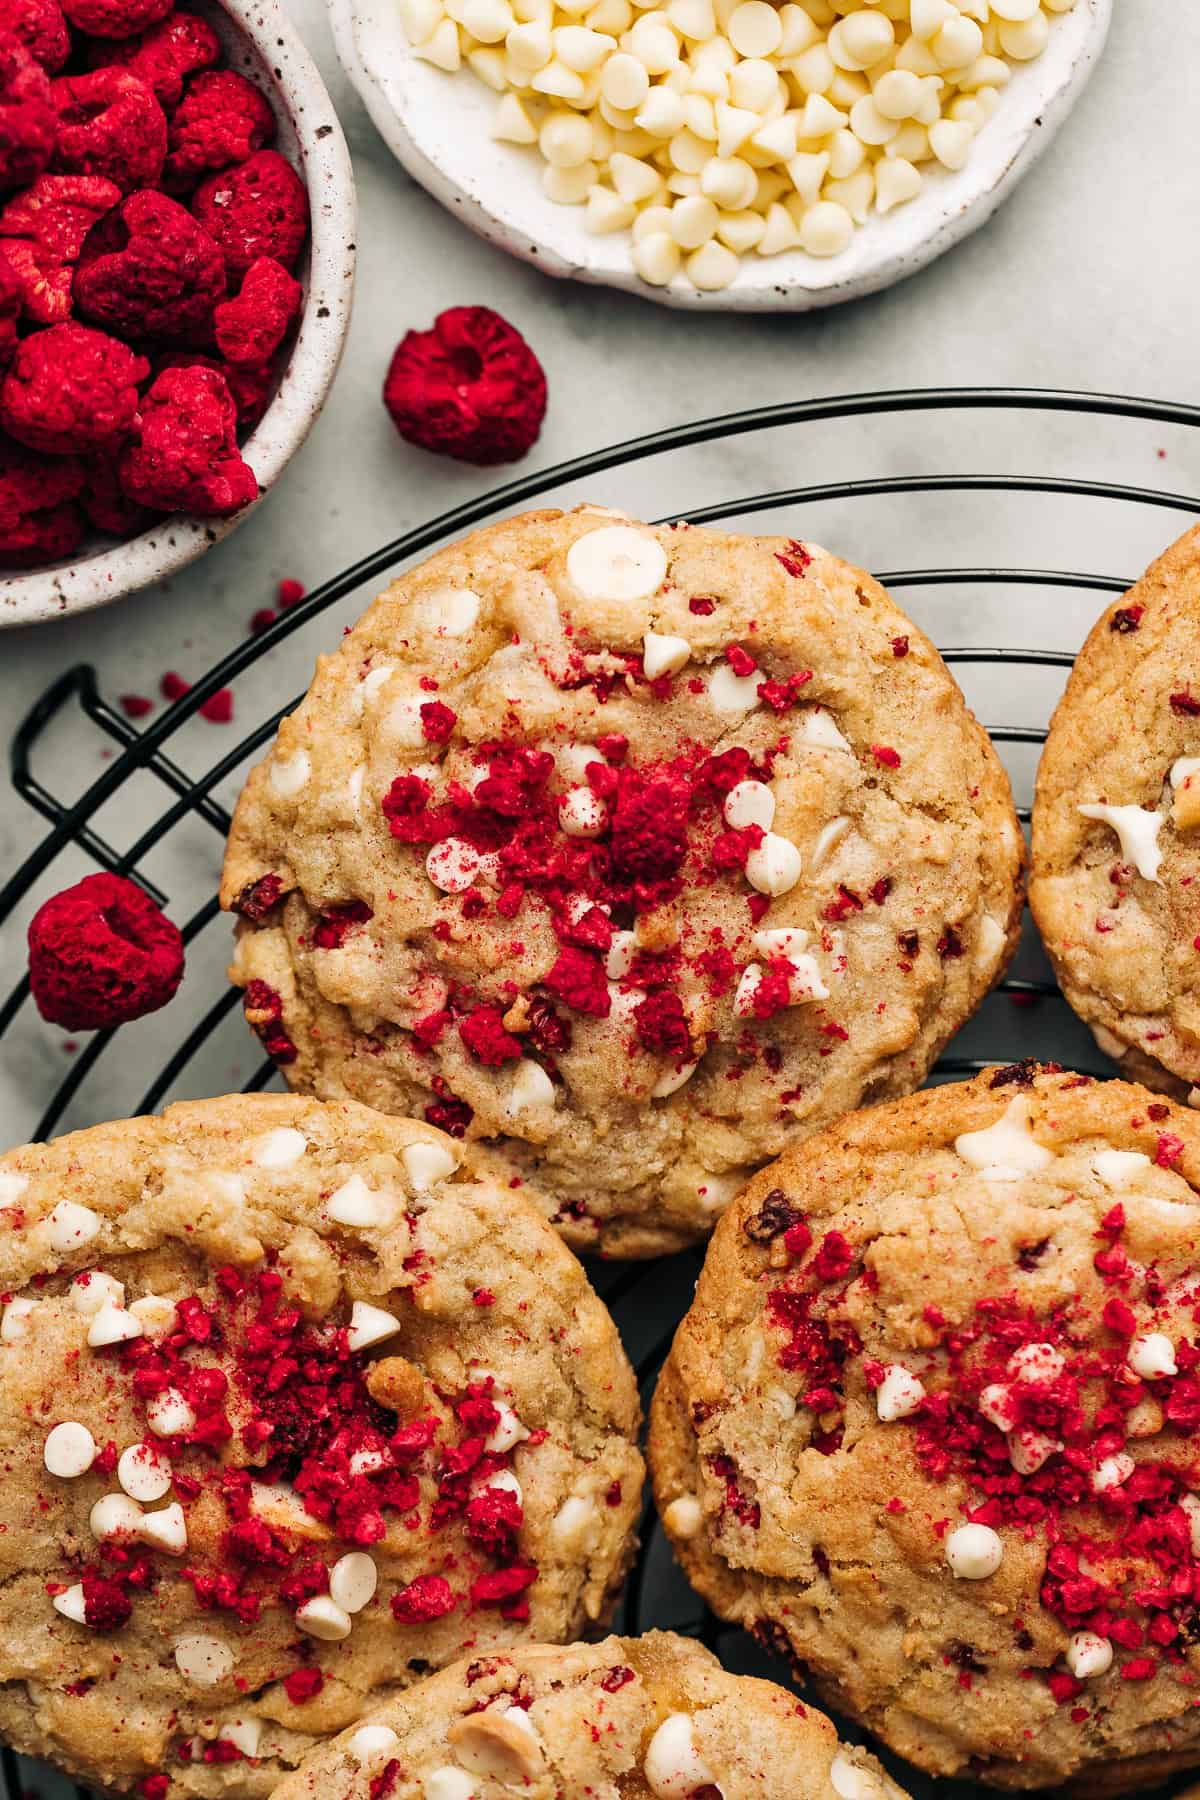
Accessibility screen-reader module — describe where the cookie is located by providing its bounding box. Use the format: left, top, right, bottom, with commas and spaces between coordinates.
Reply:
649, 1063, 1200, 1790
268, 1629, 912, 1800
221, 506, 1023, 1258
0, 1093, 643, 1798
1032, 525, 1200, 1095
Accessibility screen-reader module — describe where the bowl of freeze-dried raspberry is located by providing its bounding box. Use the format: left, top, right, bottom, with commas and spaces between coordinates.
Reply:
0, 0, 355, 627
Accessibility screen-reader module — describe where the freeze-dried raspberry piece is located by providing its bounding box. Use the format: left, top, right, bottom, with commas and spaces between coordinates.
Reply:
83, 451, 150, 534
60, 0, 171, 39
52, 67, 167, 192
0, 170, 120, 321
75, 186, 225, 339
88, 9, 219, 105
0, 28, 56, 190
0, 434, 84, 562
191, 147, 307, 279
119, 363, 256, 517
383, 305, 547, 466
27, 870, 184, 1027
0, 0, 69, 71
0, 242, 20, 360
165, 68, 275, 188
213, 255, 299, 366
157, 347, 273, 426
0, 320, 148, 452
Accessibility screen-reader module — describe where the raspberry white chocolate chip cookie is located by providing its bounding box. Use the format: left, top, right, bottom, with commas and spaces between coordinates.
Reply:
1032, 525, 1200, 1096
221, 507, 1023, 1258
651, 1064, 1200, 1788
0, 1094, 642, 1798
268, 1630, 912, 1800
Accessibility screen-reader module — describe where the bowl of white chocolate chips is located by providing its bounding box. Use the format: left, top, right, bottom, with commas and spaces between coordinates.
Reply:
329, 0, 1109, 308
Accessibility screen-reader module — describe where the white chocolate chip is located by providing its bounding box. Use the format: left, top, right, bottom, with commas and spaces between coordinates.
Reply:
218, 1718, 262, 1758
830, 1755, 887, 1800
753, 927, 808, 959
252, 1128, 307, 1170
44, 1421, 97, 1478
745, 832, 802, 897
663, 1494, 703, 1538
403, 1140, 459, 1189
87, 1303, 143, 1349
559, 786, 608, 838
1008, 1428, 1062, 1475
875, 1365, 925, 1422
129, 1294, 176, 1339
505, 1059, 556, 1116
978, 1384, 1016, 1430
809, 815, 851, 871
426, 837, 481, 894
723, 780, 775, 831
53, 1584, 89, 1626
349, 1447, 390, 1477
0, 1168, 28, 1207
91, 1493, 145, 1542
327, 1175, 397, 1230
1, 1296, 37, 1341
43, 1199, 101, 1252
1128, 1332, 1178, 1380
427, 585, 481, 635
297, 1595, 354, 1641
486, 1399, 530, 1454
642, 631, 691, 678
1171, 756, 1200, 790
652, 1059, 698, 1097
269, 751, 311, 798
558, 743, 605, 784
1126, 1397, 1163, 1439
566, 525, 667, 602
945, 1522, 1003, 1579
118, 1442, 171, 1503
954, 1095, 1054, 1179
69, 1270, 124, 1316
1078, 802, 1164, 882
1066, 1631, 1113, 1679
330, 1552, 378, 1614
347, 1301, 403, 1353
350, 1725, 401, 1765
1092, 1453, 1135, 1493
795, 707, 851, 752
551, 1493, 597, 1551
606, 930, 637, 979
734, 962, 764, 1017
147, 1389, 197, 1438
707, 661, 760, 718
385, 695, 430, 749
1181, 1493, 1200, 1555
1007, 1342, 1065, 1384
174, 1635, 235, 1686
1091, 1149, 1151, 1188
448, 1705, 545, 1785
423, 1771, 476, 1800
141, 1501, 188, 1555
353, 663, 395, 715
644, 1713, 720, 1799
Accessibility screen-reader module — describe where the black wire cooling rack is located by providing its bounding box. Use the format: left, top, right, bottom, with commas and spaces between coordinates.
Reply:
3, 386, 1200, 1799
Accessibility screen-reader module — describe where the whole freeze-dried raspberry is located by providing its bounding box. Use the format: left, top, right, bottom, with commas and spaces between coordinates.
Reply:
164, 68, 274, 189
213, 255, 299, 366
156, 347, 272, 427
119, 363, 256, 517
27, 870, 184, 1028
0, 170, 120, 321
191, 147, 307, 279
383, 305, 547, 465
0, 27, 56, 190
75, 186, 225, 339
0, 0, 69, 71
88, 10, 219, 105
0, 434, 84, 562
1, 320, 148, 452
52, 67, 167, 192
82, 450, 151, 534
60, 0, 171, 40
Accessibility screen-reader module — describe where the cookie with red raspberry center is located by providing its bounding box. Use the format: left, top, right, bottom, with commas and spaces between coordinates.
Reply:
269, 1631, 912, 1800
0, 1093, 642, 1797
221, 507, 1023, 1258
1032, 525, 1200, 1096
651, 1064, 1200, 1790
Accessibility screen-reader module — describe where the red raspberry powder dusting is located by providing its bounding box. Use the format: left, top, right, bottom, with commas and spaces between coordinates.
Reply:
27, 870, 184, 1028
383, 304, 547, 467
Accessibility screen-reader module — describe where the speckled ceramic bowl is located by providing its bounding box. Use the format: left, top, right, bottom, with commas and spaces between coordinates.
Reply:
0, 0, 356, 630
330, 0, 1108, 313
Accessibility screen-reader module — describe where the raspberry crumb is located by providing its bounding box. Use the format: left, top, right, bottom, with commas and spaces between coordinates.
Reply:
871, 744, 901, 768
119, 692, 152, 718
282, 1666, 323, 1704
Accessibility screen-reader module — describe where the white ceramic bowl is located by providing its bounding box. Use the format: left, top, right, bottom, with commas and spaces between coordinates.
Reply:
331, 0, 1108, 313
0, 0, 356, 630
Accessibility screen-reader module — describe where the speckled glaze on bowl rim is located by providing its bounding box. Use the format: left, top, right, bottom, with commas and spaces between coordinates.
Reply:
0, 0, 357, 630
329, 0, 1109, 314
